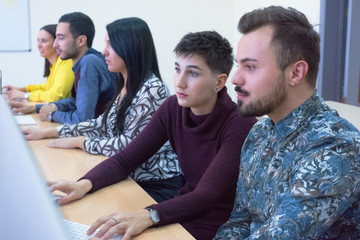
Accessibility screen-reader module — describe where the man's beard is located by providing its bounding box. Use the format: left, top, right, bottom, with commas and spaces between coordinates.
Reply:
236, 73, 287, 117
59, 43, 78, 61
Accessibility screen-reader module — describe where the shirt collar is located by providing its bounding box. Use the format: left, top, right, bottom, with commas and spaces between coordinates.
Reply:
269, 90, 322, 138
72, 48, 97, 72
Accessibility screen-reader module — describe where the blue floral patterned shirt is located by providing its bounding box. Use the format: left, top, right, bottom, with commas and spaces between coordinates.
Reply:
214, 91, 360, 239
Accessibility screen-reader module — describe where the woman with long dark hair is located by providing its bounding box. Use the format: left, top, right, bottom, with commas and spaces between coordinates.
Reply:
4, 24, 74, 102
23, 18, 183, 202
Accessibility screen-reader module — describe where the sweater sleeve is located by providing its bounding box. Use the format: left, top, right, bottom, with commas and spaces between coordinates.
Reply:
27, 58, 74, 102
79, 102, 170, 192
26, 83, 46, 92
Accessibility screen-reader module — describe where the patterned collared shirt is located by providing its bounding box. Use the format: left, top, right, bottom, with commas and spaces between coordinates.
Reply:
214, 91, 360, 239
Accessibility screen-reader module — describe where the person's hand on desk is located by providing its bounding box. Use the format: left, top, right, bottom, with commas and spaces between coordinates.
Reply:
49, 179, 154, 239
39, 103, 57, 120
2, 85, 25, 92
4, 86, 26, 100
22, 127, 59, 140
48, 179, 93, 205
87, 210, 153, 240
8, 101, 36, 114
47, 136, 86, 149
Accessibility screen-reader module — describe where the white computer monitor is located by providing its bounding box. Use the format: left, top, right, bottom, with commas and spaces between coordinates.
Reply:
0, 94, 69, 239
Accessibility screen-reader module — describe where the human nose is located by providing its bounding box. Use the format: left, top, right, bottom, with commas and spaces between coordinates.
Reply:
102, 47, 107, 56
231, 67, 245, 86
53, 38, 58, 48
174, 72, 186, 89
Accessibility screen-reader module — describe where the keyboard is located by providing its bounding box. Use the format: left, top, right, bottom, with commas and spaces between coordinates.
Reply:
15, 115, 37, 125
62, 219, 122, 240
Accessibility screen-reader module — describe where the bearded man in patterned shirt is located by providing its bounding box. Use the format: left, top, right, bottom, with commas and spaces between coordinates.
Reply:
214, 5, 360, 240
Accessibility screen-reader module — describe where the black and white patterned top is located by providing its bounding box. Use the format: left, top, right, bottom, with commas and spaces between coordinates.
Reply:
57, 75, 181, 181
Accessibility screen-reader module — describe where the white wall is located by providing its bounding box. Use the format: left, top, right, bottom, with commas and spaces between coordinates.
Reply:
0, 0, 233, 96
0, 0, 320, 100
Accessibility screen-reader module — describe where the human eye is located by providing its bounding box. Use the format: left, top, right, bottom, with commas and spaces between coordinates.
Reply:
189, 71, 199, 77
107, 43, 114, 51
245, 64, 255, 71
174, 66, 181, 73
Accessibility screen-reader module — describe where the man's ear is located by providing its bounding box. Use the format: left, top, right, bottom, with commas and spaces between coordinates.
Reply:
288, 60, 309, 87
216, 73, 228, 92
77, 35, 87, 47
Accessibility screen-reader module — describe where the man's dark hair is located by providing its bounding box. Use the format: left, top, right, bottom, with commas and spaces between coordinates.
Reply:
59, 12, 95, 48
238, 6, 320, 87
174, 31, 234, 76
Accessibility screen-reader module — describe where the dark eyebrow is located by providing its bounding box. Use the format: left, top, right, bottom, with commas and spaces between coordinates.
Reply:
174, 62, 202, 71
56, 34, 65, 37
240, 57, 258, 63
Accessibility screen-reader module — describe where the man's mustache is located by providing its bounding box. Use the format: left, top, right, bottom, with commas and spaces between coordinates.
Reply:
234, 86, 249, 96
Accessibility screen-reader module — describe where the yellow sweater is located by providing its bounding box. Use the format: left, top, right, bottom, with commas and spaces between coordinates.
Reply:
26, 57, 74, 102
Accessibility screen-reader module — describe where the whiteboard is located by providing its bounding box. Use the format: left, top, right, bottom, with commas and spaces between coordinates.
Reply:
0, 0, 31, 52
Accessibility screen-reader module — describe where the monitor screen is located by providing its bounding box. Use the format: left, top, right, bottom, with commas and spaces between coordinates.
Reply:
0, 95, 69, 239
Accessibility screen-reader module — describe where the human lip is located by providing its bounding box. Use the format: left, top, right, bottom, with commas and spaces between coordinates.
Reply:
105, 59, 110, 65
236, 91, 248, 99
176, 92, 187, 98
234, 86, 249, 100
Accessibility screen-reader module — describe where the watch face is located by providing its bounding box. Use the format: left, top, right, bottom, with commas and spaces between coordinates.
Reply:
150, 209, 160, 223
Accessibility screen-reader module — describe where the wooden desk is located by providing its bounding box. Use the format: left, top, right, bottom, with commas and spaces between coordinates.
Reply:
326, 101, 360, 130
25, 114, 195, 240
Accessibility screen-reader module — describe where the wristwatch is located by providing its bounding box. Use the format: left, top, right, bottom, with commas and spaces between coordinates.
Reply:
47, 111, 54, 122
24, 92, 30, 100
145, 207, 160, 225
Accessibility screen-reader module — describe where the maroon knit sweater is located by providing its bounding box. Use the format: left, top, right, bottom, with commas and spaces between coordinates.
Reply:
81, 87, 257, 240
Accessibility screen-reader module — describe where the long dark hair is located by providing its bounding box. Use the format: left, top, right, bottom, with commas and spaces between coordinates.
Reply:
102, 17, 162, 133
40, 24, 57, 77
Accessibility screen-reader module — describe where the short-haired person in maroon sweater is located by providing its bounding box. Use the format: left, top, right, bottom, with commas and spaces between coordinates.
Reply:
49, 31, 257, 240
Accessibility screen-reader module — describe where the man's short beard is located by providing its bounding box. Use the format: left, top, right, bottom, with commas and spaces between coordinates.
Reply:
237, 72, 287, 117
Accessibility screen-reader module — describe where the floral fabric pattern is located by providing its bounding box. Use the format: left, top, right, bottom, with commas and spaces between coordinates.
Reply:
214, 91, 360, 239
